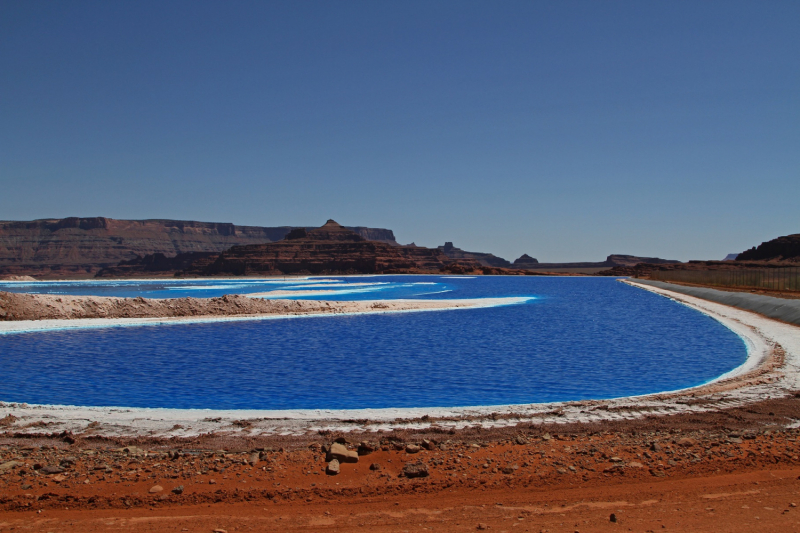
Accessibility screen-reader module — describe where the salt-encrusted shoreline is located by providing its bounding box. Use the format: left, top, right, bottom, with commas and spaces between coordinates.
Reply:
1, 281, 798, 438
0, 295, 532, 334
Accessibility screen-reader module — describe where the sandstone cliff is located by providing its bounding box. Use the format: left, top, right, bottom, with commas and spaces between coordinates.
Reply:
599, 234, 800, 277
737, 234, 800, 262
512, 254, 539, 267
438, 242, 512, 268
186, 220, 466, 276
0, 217, 397, 278
95, 252, 219, 277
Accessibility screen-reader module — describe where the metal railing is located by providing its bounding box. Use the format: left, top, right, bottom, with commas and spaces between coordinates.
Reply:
644, 266, 800, 292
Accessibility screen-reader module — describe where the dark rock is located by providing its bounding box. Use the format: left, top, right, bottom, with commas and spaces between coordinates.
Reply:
284, 228, 308, 240
369, 463, 381, 471
610, 513, 617, 523
512, 254, 539, 266
439, 242, 511, 268
39, 465, 64, 475
358, 441, 379, 456
402, 462, 429, 478
171, 485, 184, 494
738, 233, 800, 261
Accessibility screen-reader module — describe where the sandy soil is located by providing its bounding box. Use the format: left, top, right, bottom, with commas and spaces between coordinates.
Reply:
2, 411, 800, 532
0, 291, 528, 322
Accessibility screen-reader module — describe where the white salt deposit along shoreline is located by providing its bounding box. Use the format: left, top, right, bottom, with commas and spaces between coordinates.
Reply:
1, 281, 799, 437
0, 296, 531, 335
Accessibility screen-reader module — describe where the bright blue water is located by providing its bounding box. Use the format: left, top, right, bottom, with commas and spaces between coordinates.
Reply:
0, 276, 746, 410
0, 276, 456, 300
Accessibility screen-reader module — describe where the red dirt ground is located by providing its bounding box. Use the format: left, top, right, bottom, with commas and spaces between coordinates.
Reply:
3, 398, 800, 532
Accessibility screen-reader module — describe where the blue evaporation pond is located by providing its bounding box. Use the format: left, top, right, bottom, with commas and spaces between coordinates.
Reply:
0, 276, 455, 300
0, 276, 746, 410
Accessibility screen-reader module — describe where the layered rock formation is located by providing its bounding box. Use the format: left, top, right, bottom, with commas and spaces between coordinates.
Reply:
186, 220, 466, 276
600, 234, 800, 277
438, 242, 511, 268
528, 254, 680, 271
738, 234, 800, 262
598, 259, 797, 277
512, 254, 539, 267
0, 217, 398, 278
95, 252, 219, 278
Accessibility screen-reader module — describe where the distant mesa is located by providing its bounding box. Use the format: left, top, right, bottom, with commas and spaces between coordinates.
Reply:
598, 233, 800, 277
736, 234, 800, 262
284, 228, 307, 240
182, 220, 464, 277
7, 215, 753, 280
604, 255, 681, 267
301, 219, 366, 242
0, 217, 398, 278
437, 242, 511, 268
525, 254, 680, 274
96, 252, 218, 278
513, 254, 539, 267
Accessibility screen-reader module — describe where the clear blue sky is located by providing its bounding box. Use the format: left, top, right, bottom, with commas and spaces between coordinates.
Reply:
1, 1, 798, 262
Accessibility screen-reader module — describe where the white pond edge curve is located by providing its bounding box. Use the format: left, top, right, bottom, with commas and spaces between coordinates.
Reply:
0, 279, 798, 437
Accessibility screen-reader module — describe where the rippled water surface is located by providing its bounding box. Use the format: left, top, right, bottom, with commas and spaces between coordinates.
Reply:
0, 276, 746, 409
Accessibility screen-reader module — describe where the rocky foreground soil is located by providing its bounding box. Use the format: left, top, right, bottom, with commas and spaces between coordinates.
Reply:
2, 397, 800, 531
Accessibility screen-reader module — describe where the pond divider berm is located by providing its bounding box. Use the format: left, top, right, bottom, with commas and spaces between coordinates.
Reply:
631, 279, 800, 326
